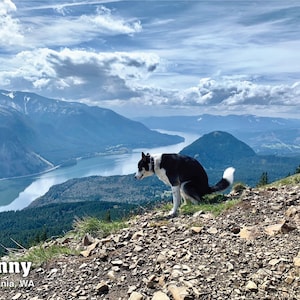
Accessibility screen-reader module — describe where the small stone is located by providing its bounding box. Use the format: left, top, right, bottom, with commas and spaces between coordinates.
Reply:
82, 233, 93, 246
111, 259, 123, 266
107, 270, 116, 280
207, 227, 218, 234
240, 226, 260, 240
129, 291, 144, 300
134, 245, 144, 252
265, 219, 296, 236
191, 226, 202, 234
293, 256, 300, 267
131, 230, 144, 240
268, 258, 281, 266
226, 262, 234, 271
95, 281, 109, 295
80, 241, 99, 257
245, 280, 258, 291
152, 291, 170, 300
168, 284, 190, 300
285, 275, 295, 284
157, 252, 167, 263
285, 206, 298, 217
12, 293, 22, 300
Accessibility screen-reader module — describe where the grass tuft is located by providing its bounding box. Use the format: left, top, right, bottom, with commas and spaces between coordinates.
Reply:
17, 244, 78, 267
72, 216, 127, 238
267, 173, 300, 187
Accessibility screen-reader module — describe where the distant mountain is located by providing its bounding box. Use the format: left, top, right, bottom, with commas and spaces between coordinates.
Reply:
180, 131, 299, 186
0, 90, 182, 178
136, 114, 300, 155
180, 131, 256, 167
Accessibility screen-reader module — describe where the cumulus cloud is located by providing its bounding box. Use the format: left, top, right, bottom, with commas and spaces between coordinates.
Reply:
0, 0, 24, 49
167, 77, 299, 108
0, 48, 160, 100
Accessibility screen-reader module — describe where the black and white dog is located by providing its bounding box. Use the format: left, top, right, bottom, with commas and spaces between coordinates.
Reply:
135, 152, 235, 216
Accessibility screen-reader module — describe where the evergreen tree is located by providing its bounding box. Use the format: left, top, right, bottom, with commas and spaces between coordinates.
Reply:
257, 172, 268, 187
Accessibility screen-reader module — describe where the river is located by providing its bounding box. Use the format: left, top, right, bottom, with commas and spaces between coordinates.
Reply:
0, 131, 199, 212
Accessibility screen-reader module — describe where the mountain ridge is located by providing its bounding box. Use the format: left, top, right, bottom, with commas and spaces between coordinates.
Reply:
0, 90, 182, 178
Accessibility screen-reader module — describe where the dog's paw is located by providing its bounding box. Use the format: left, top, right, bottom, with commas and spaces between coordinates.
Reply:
167, 210, 177, 218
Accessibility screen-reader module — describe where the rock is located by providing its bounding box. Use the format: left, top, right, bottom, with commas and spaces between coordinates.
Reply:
285, 206, 298, 217
239, 226, 260, 240
293, 255, 300, 267
131, 230, 144, 240
12, 293, 22, 300
95, 281, 109, 295
111, 259, 123, 266
129, 291, 144, 300
190, 226, 202, 234
207, 227, 218, 234
168, 284, 190, 300
152, 291, 170, 300
80, 240, 99, 257
264, 219, 296, 236
245, 280, 258, 291
107, 270, 116, 280
82, 233, 94, 246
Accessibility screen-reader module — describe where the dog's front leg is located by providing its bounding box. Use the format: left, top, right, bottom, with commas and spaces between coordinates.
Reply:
168, 185, 181, 217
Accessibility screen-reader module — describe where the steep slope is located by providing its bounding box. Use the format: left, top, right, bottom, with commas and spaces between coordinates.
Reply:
0, 107, 50, 178
0, 90, 182, 178
1, 176, 300, 299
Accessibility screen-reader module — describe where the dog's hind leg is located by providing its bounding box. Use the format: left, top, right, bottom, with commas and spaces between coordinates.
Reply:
168, 185, 181, 217
181, 181, 204, 204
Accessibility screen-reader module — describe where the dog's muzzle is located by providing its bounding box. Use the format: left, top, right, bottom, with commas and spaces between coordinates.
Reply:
134, 172, 143, 180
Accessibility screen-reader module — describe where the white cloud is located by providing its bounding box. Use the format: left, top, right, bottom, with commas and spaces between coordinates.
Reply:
6, 3, 142, 50
0, 0, 24, 48
173, 77, 300, 108
79, 5, 142, 35
0, 47, 160, 100
0, 0, 16, 15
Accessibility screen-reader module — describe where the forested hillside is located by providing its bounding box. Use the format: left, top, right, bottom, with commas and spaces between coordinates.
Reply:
0, 201, 138, 257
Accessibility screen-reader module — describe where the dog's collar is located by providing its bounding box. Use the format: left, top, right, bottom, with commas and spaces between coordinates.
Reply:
150, 156, 155, 173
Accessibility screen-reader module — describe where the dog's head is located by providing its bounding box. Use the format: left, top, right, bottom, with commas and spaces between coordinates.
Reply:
135, 152, 154, 180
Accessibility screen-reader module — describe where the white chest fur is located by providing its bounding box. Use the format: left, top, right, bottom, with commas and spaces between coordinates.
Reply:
152, 154, 171, 186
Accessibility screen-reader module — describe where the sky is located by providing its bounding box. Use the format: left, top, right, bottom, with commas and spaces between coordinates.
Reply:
0, 0, 300, 118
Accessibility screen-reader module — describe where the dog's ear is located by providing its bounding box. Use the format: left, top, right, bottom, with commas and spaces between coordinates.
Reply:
142, 152, 146, 161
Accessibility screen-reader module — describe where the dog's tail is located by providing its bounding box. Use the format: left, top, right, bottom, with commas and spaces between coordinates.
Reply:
209, 167, 235, 193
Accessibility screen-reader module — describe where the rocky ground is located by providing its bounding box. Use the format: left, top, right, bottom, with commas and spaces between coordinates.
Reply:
1, 180, 300, 300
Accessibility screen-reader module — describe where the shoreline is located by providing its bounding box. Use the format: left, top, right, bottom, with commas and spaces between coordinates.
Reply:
0, 148, 131, 182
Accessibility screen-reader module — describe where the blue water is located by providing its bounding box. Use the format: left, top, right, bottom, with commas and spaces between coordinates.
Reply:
0, 131, 199, 211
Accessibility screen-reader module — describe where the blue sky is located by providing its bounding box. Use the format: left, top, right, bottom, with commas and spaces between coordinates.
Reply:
0, 0, 300, 118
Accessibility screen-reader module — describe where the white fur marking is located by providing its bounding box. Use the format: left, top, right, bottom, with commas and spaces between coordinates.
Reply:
169, 185, 181, 216
223, 167, 235, 185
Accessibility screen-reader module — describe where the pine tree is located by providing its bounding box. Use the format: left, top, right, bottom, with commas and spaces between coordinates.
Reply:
257, 172, 268, 187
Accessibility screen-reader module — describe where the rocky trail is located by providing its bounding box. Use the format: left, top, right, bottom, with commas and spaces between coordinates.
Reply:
1, 180, 300, 300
